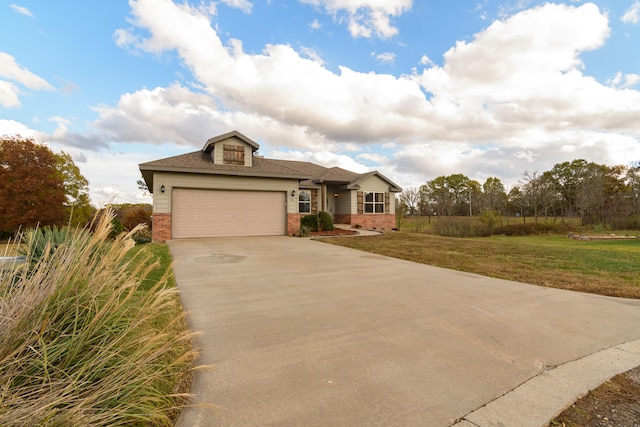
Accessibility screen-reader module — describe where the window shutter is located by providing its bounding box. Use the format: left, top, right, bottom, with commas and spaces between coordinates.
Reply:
357, 191, 363, 214
384, 192, 390, 214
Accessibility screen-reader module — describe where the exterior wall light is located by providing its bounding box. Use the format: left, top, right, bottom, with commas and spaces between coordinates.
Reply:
160, 184, 165, 193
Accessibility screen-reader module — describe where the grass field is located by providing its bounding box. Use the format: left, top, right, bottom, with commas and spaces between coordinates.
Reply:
320, 232, 640, 299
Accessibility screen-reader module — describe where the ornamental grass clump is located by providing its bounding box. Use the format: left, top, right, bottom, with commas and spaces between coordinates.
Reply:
0, 211, 198, 426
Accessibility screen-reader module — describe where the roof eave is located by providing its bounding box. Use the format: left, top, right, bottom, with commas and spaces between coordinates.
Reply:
202, 130, 260, 153
139, 164, 310, 181
312, 179, 352, 185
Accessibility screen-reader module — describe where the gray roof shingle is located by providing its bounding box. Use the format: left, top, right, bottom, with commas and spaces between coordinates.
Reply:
139, 149, 401, 192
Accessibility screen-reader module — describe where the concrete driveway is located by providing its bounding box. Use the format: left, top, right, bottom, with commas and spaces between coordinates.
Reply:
169, 236, 640, 427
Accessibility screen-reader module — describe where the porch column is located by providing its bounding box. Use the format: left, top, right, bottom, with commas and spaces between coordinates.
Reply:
320, 184, 326, 211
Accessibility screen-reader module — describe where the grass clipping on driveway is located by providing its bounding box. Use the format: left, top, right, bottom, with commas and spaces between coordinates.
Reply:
0, 213, 198, 426
320, 232, 640, 299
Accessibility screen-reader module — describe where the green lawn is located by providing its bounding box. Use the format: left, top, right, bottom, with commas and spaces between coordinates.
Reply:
126, 242, 177, 290
320, 232, 640, 299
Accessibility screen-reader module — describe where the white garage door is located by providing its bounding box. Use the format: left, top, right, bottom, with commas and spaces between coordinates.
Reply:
172, 189, 286, 238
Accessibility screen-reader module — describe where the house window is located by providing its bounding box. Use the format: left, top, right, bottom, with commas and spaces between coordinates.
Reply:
223, 145, 245, 165
299, 190, 311, 213
364, 192, 384, 213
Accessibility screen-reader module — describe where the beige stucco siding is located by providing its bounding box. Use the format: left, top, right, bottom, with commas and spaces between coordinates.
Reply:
152, 172, 299, 214
358, 175, 393, 193
347, 175, 397, 215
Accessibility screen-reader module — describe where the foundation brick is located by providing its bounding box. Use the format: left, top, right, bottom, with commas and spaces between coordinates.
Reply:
335, 214, 396, 230
152, 213, 171, 242
288, 213, 303, 236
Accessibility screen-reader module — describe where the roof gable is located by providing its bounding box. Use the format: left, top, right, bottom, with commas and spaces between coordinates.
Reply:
202, 130, 259, 154
348, 171, 402, 192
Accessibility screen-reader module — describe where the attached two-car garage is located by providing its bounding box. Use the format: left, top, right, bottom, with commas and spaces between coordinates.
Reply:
171, 189, 286, 239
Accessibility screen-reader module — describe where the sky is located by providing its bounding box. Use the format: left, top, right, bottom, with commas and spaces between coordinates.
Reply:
1, 0, 639, 206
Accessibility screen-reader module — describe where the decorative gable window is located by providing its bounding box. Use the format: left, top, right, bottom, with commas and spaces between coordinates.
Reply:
299, 190, 311, 213
364, 192, 384, 213
223, 144, 245, 165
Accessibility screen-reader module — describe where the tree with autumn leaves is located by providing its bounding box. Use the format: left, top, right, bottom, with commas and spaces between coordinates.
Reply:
0, 136, 93, 236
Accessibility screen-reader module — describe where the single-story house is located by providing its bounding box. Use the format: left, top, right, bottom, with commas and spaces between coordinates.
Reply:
139, 130, 402, 242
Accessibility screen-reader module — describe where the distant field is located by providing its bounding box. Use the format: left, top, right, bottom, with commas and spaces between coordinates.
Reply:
398, 215, 588, 232
320, 232, 640, 299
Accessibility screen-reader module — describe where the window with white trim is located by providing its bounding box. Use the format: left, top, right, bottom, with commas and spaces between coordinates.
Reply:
299, 190, 311, 213
364, 192, 384, 213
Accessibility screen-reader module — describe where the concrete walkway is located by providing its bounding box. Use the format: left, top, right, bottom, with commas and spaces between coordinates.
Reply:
169, 236, 640, 427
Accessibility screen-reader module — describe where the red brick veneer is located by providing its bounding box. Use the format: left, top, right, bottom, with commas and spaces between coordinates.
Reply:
334, 214, 396, 230
152, 213, 171, 242
287, 213, 302, 236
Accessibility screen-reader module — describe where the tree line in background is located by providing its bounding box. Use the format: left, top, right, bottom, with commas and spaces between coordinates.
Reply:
0, 136, 151, 239
397, 159, 640, 230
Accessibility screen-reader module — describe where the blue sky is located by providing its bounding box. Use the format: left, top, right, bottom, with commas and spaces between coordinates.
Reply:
1, 0, 639, 205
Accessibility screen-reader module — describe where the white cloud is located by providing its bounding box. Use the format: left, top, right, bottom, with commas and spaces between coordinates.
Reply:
299, 0, 412, 39
94, 83, 221, 146
0, 81, 21, 108
76, 148, 154, 206
413, 3, 640, 139
299, 46, 325, 65
0, 119, 40, 138
357, 152, 389, 165
609, 72, 640, 89
0, 52, 54, 90
271, 149, 371, 173
111, 0, 431, 146
310, 18, 322, 30
0, 119, 154, 205
419, 54, 434, 67
622, 1, 640, 24
49, 116, 72, 126
372, 51, 396, 65
0, 52, 54, 107
113, 28, 141, 49
9, 4, 33, 17
101, 0, 640, 197
220, 0, 253, 14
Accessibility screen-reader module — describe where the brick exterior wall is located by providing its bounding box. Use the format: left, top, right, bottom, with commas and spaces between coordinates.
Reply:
152, 213, 172, 242
334, 214, 396, 231
333, 214, 351, 226
287, 213, 303, 236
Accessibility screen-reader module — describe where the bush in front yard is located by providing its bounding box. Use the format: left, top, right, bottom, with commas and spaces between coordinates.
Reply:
301, 214, 318, 231
0, 211, 198, 426
318, 211, 334, 231
301, 212, 334, 232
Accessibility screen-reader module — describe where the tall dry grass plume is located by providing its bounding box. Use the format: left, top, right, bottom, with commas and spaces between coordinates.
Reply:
0, 210, 198, 426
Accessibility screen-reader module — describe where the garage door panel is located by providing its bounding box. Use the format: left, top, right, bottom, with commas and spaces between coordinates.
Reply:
172, 189, 286, 238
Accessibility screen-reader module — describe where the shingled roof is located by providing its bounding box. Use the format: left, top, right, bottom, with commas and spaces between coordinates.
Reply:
139, 142, 401, 193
